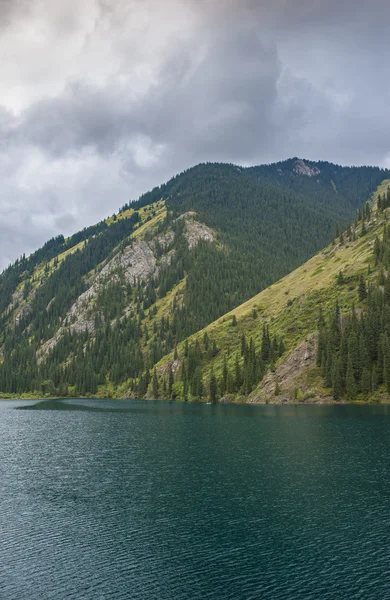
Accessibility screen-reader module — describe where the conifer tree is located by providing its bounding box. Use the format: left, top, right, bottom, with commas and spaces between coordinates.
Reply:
358, 276, 367, 301
192, 366, 203, 398
234, 355, 242, 391
203, 332, 209, 351
359, 333, 370, 377
324, 352, 333, 387
346, 357, 357, 400
261, 325, 271, 362
209, 371, 217, 403
348, 331, 360, 381
152, 368, 158, 398
361, 367, 371, 397
371, 365, 378, 392
241, 332, 247, 357
383, 334, 390, 393
168, 366, 174, 398
331, 356, 342, 400
317, 328, 326, 367
221, 356, 228, 396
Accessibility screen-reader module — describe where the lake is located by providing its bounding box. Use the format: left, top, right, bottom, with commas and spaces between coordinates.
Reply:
0, 399, 389, 599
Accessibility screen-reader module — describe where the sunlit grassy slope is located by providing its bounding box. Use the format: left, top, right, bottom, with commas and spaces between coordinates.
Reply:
10, 200, 165, 316
156, 182, 390, 402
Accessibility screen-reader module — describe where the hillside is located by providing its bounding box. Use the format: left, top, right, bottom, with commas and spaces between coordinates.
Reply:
0, 158, 389, 398
155, 180, 390, 403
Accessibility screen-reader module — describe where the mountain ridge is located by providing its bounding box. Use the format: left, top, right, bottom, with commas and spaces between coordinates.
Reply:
1, 158, 389, 400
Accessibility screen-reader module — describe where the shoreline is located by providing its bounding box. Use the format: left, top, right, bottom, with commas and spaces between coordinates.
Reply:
1, 395, 390, 406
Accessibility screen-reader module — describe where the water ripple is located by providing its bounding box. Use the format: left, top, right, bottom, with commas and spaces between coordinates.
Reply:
0, 400, 389, 599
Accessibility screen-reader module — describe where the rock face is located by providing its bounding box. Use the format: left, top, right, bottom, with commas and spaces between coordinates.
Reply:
38, 239, 170, 358
184, 218, 215, 249
249, 334, 326, 403
38, 214, 215, 359
294, 159, 321, 177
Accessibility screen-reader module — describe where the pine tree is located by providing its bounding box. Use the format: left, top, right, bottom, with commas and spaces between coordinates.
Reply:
371, 365, 378, 392
152, 368, 158, 398
331, 356, 342, 400
346, 356, 357, 400
221, 356, 228, 396
324, 352, 333, 387
384, 277, 390, 304
361, 367, 371, 397
192, 366, 203, 399
240, 332, 247, 357
317, 328, 325, 367
168, 366, 174, 398
203, 331, 209, 351
348, 331, 360, 381
358, 276, 367, 301
209, 371, 217, 403
261, 324, 271, 362
383, 334, 390, 393
377, 336, 384, 385
234, 355, 242, 391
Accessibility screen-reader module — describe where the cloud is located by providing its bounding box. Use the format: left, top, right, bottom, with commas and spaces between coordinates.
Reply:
0, 0, 389, 268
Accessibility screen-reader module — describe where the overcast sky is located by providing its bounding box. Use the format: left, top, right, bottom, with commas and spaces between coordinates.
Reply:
1, 0, 390, 269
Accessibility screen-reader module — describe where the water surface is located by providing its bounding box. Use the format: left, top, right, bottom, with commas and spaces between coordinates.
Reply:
1, 399, 389, 599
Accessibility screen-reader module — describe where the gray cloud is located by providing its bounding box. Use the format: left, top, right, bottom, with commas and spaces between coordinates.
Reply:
0, 0, 390, 269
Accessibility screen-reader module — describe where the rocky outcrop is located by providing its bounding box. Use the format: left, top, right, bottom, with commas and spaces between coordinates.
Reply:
38, 239, 165, 358
100, 240, 158, 284
7, 289, 23, 313
248, 334, 331, 403
184, 217, 215, 249
158, 358, 181, 376
177, 212, 215, 248
38, 215, 215, 359
294, 159, 321, 177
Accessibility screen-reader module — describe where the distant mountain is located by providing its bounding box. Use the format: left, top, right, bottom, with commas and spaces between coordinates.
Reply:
0, 158, 389, 398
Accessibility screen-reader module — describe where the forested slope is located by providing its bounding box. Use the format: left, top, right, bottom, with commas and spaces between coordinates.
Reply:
0, 158, 388, 398
156, 180, 390, 404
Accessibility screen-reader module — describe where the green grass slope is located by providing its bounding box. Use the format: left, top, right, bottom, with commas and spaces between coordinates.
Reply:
155, 180, 390, 404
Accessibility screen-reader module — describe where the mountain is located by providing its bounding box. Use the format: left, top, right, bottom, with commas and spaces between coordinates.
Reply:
157, 179, 390, 403
0, 158, 389, 399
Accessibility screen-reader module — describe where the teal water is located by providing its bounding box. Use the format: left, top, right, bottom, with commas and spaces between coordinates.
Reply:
0, 399, 389, 599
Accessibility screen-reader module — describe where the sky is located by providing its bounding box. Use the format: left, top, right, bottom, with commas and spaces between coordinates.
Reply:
1, 0, 390, 269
